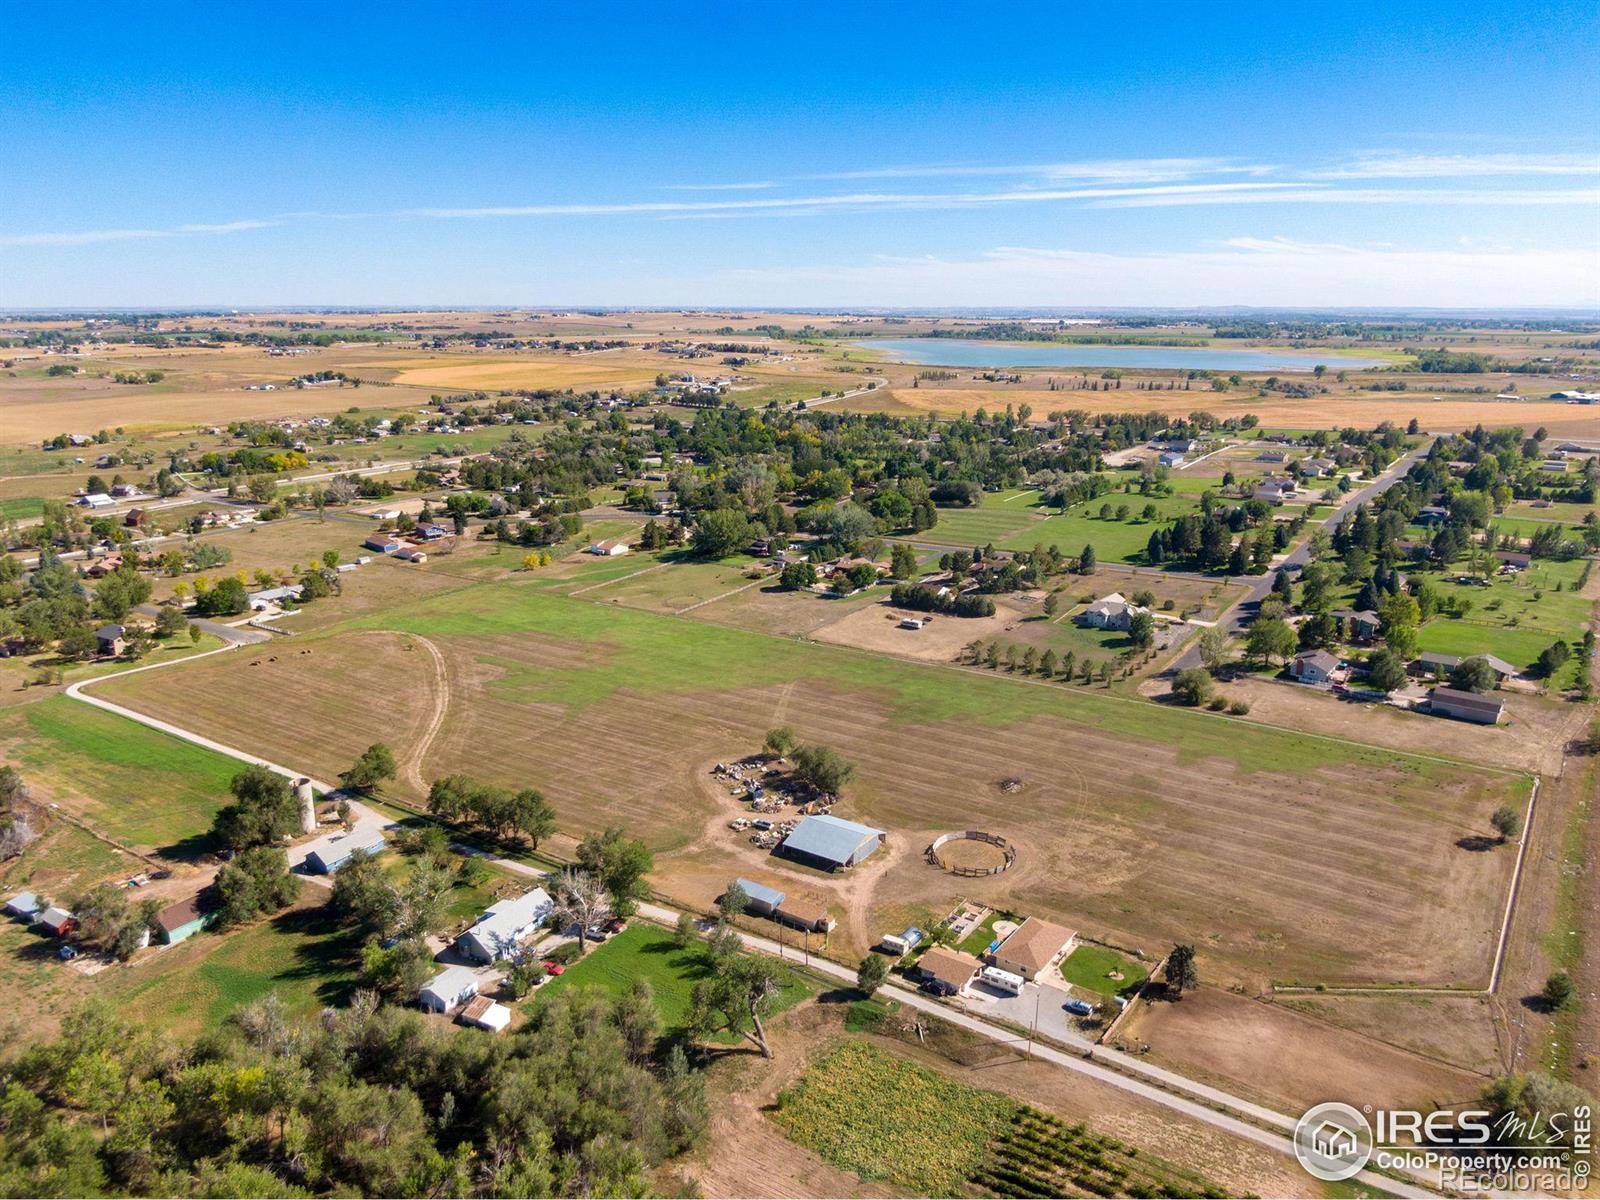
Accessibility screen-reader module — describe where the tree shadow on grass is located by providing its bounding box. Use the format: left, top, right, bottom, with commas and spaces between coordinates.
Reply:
1455, 835, 1501, 852
155, 831, 216, 863
277, 903, 368, 1009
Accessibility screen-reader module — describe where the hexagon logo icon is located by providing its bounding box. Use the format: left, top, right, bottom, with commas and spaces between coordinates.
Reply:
1293, 1101, 1374, 1182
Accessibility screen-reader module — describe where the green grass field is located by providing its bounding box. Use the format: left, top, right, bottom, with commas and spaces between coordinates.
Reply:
536, 923, 814, 1037
1058, 943, 1149, 999
0, 495, 46, 521
117, 901, 365, 1037
0, 696, 241, 852
911, 489, 1201, 564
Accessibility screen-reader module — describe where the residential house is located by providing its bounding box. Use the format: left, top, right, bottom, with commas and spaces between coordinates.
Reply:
988, 918, 1077, 982
1254, 478, 1297, 504
419, 966, 480, 1013
1416, 505, 1451, 525
779, 814, 886, 871
95, 624, 126, 657
457, 888, 554, 964
910, 946, 983, 996
1289, 649, 1341, 684
1300, 458, 1336, 478
730, 878, 784, 917
1332, 609, 1381, 641
155, 895, 217, 945
1429, 687, 1505, 725
1411, 651, 1516, 683
1077, 592, 1149, 632
1494, 551, 1532, 570
247, 584, 303, 611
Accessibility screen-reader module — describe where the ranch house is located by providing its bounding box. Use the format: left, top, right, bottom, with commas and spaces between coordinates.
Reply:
588, 539, 629, 556
988, 918, 1077, 982
419, 966, 480, 1013
1289, 649, 1341, 684
910, 946, 983, 996
457, 888, 553, 964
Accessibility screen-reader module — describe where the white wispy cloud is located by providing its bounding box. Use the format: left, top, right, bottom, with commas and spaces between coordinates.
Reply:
176, 219, 282, 234
1310, 152, 1600, 179
1092, 186, 1600, 208
0, 227, 169, 247
662, 181, 778, 191
803, 157, 1272, 184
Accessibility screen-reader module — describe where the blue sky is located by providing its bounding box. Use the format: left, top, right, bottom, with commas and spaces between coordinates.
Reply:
3, 2, 1597, 309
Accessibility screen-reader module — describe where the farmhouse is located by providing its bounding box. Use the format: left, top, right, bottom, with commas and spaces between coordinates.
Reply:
730, 877, 784, 917
247, 584, 303, 611
1430, 686, 1505, 725
588, 539, 629, 556
911, 946, 983, 996
155, 894, 217, 945
457, 887, 554, 964
95, 624, 127, 657
779, 814, 886, 871
305, 830, 386, 875
459, 995, 512, 1032
36, 906, 76, 937
989, 918, 1077, 982
1289, 649, 1341, 684
4, 892, 43, 921
1416, 505, 1451, 525
1300, 457, 1336, 478
1077, 592, 1148, 632
774, 894, 835, 934
419, 966, 480, 1013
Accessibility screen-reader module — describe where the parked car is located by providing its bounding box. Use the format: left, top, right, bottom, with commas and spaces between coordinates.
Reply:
1063, 998, 1094, 1016
542, 961, 565, 976
603, 918, 625, 934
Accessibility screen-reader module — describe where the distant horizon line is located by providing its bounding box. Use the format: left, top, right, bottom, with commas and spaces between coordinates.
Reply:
5, 303, 1600, 320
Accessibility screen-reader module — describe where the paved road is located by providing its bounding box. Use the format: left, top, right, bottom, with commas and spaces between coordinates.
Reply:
1167, 439, 1435, 672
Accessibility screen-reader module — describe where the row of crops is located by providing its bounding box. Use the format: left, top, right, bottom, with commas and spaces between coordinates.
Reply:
971, 1106, 1229, 1199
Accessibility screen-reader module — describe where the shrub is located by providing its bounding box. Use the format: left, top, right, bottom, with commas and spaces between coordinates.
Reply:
1228, 699, 1250, 715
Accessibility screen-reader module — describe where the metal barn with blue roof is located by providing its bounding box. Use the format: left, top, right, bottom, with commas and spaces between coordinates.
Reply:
778, 814, 885, 871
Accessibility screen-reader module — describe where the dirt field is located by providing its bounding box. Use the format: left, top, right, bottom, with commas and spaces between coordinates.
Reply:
1120, 987, 1490, 1115
1204, 675, 1583, 776
1275, 992, 1505, 1075
94, 576, 1525, 989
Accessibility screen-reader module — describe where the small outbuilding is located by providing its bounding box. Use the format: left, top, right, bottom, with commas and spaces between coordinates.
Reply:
774, 894, 835, 934
4, 892, 44, 921
36, 906, 77, 937
305, 830, 386, 875
779, 814, 886, 871
731, 877, 785, 917
419, 966, 480, 1013
588, 539, 629, 556
459, 995, 512, 1032
95, 624, 127, 657
363, 535, 401, 554
1430, 686, 1505, 725
155, 894, 216, 945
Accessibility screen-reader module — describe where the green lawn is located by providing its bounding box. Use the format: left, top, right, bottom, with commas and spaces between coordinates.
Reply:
0, 696, 241, 853
957, 909, 1020, 956
1058, 943, 1149, 999
0, 496, 46, 521
536, 923, 814, 1038
117, 901, 365, 1038
917, 497, 1043, 547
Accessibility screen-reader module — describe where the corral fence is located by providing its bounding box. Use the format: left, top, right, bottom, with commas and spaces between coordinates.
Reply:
927, 830, 1017, 876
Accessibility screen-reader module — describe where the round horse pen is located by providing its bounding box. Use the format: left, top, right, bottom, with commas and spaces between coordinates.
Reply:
926, 831, 1017, 877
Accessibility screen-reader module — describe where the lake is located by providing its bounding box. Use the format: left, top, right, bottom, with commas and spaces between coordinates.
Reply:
849, 337, 1388, 373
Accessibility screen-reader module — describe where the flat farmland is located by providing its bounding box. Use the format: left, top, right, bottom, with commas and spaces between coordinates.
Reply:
910, 490, 1200, 563
96, 574, 1527, 987
848, 386, 1599, 436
